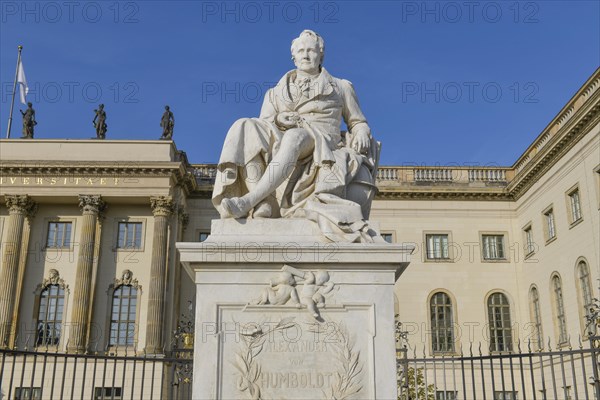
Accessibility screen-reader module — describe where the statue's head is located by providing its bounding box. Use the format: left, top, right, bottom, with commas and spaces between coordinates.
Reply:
99, 104, 104, 109
165, 105, 170, 110
315, 270, 330, 285
27, 102, 32, 107
291, 30, 324, 74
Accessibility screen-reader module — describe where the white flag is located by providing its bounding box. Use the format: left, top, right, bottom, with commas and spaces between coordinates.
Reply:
16, 58, 28, 104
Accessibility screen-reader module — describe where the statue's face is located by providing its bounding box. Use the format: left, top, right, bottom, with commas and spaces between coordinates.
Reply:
292, 37, 321, 75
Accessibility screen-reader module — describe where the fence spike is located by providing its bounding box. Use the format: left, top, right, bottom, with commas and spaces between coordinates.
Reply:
65, 339, 70, 354
478, 342, 482, 356
567, 335, 572, 350
578, 335, 583, 349
527, 338, 532, 353
459, 343, 464, 357
517, 338, 522, 353
422, 344, 426, 358
547, 337, 552, 351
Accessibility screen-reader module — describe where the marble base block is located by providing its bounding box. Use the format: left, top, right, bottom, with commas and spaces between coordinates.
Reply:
177, 219, 413, 399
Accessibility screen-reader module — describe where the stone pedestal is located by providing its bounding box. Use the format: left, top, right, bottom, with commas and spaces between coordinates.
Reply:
177, 219, 412, 400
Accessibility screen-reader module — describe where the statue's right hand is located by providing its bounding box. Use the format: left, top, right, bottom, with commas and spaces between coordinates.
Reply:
276, 112, 300, 129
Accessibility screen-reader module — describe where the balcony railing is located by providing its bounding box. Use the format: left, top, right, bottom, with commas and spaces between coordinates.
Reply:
190, 164, 512, 186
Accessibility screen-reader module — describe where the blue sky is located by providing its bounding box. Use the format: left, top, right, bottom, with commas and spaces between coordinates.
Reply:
1, 1, 598, 166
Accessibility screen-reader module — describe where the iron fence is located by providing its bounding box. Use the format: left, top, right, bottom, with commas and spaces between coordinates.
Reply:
397, 336, 600, 400
2, 337, 600, 399
0, 347, 192, 400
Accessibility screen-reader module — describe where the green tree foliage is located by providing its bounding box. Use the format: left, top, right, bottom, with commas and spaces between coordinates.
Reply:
398, 367, 435, 400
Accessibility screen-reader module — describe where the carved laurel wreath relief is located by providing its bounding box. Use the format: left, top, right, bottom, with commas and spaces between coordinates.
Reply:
233, 317, 363, 400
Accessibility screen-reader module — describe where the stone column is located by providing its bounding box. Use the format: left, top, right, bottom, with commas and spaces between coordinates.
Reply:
0, 195, 37, 347
68, 195, 105, 353
145, 196, 173, 354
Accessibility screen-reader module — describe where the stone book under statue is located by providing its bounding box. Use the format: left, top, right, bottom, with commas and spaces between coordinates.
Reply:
177, 29, 413, 400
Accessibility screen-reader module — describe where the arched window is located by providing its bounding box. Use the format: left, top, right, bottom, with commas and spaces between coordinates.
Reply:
430, 292, 455, 353
529, 287, 543, 350
36, 270, 66, 347
109, 271, 139, 347
552, 274, 568, 344
577, 260, 595, 335
487, 292, 512, 352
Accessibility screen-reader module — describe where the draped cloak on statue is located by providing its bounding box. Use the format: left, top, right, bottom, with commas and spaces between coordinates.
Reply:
212, 68, 382, 243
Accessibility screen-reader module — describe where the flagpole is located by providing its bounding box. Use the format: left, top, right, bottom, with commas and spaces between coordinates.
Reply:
6, 45, 23, 139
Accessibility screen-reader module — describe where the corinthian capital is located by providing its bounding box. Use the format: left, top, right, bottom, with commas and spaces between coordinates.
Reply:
150, 196, 174, 217
5, 195, 37, 217
78, 195, 106, 215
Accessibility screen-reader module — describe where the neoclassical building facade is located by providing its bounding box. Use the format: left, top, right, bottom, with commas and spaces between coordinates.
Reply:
0, 69, 598, 397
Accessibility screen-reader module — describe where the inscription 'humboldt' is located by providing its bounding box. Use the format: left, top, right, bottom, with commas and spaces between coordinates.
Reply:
259, 371, 334, 389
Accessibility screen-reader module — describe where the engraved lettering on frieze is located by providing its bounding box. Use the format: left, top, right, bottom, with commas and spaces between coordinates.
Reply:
0, 176, 121, 186
249, 265, 335, 319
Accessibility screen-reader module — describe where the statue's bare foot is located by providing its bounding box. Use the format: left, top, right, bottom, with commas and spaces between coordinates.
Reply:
252, 201, 272, 218
221, 197, 252, 219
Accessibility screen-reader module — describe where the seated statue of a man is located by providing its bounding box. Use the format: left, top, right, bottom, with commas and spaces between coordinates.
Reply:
213, 30, 380, 242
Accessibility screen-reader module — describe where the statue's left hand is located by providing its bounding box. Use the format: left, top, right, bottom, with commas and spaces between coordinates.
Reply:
352, 130, 370, 154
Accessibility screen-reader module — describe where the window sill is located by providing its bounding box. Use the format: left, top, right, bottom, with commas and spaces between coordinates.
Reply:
424, 257, 454, 263
431, 350, 459, 357
34, 344, 60, 351
106, 345, 137, 355
482, 258, 510, 263
489, 349, 514, 354
112, 247, 144, 252
544, 236, 557, 246
43, 247, 73, 252
569, 218, 583, 229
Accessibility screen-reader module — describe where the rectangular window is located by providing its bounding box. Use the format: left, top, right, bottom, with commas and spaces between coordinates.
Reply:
426, 234, 449, 259
568, 188, 582, 223
381, 233, 393, 243
46, 221, 72, 248
544, 209, 556, 241
198, 232, 210, 242
14, 388, 42, 399
524, 226, 534, 255
117, 222, 142, 249
94, 387, 122, 400
494, 392, 518, 400
482, 235, 505, 260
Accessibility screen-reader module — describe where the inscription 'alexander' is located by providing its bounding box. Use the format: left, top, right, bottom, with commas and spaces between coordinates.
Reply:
266, 340, 328, 353
0, 177, 122, 186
